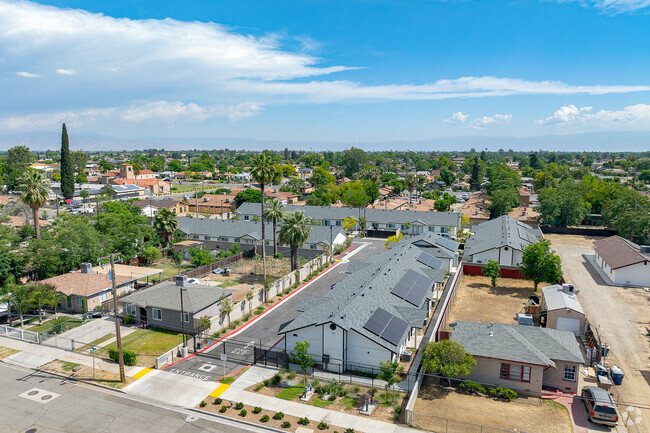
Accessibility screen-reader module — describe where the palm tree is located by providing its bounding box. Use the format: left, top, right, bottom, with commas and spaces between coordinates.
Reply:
405, 174, 417, 204
18, 170, 51, 239
28, 285, 56, 325
0, 285, 31, 328
264, 198, 285, 257
250, 154, 276, 299
154, 208, 179, 247
279, 211, 313, 272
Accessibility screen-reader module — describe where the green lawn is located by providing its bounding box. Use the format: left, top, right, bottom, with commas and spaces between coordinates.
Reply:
61, 361, 81, 371
219, 376, 235, 384
147, 262, 195, 281
106, 328, 183, 356
28, 317, 84, 333
276, 385, 305, 401
341, 397, 359, 410
309, 397, 334, 408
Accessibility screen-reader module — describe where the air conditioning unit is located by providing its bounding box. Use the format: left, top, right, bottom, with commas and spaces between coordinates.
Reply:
640, 245, 650, 254
175, 275, 188, 287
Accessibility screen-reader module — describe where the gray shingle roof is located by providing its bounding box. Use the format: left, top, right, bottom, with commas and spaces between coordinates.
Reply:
402, 232, 459, 259
177, 217, 344, 246
451, 321, 584, 367
542, 285, 585, 314
464, 216, 542, 258
280, 243, 439, 353
120, 281, 234, 314
236, 203, 460, 227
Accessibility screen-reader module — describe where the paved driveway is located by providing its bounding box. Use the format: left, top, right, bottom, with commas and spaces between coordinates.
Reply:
57, 316, 136, 345
166, 239, 384, 381
546, 234, 650, 433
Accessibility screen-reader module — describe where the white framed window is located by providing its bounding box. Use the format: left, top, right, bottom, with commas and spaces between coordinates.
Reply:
127, 304, 137, 315
181, 312, 190, 323
563, 365, 576, 381
152, 308, 162, 321
235, 238, 241, 243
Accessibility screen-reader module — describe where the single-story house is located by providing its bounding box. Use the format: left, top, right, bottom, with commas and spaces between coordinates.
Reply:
132, 199, 187, 217
541, 284, 585, 336
111, 178, 171, 194
177, 217, 347, 258
39, 263, 136, 313
185, 194, 236, 216
451, 321, 584, 396
119, 275, 234, 334
464, 216, 542, 266
172, 240, 204, 260
279, 243, 442, 373
236, 203, 461, 237
593, 235, 650, 286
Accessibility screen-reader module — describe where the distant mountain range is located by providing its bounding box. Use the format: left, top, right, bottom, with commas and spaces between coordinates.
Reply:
0, 130, 648, 152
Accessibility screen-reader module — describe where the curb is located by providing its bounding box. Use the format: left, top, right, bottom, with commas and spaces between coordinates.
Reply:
163, 248, 354, 370
188, 407, 285, 433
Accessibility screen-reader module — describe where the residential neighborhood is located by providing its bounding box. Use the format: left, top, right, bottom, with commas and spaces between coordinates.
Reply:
2, 2, 650, 433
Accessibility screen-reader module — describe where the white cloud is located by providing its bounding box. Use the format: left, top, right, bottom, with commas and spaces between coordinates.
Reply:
536, 103, 650, 127
443, 111, 469, 124
469, 114, 512, 129
553, 0, 650, 14
54, 68, 78, 75
15, 71, 41, 78
0, 100, 263, 129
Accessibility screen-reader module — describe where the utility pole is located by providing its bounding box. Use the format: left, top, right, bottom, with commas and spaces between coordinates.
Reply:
110, 254, 126, 383
55, 194, 59, 217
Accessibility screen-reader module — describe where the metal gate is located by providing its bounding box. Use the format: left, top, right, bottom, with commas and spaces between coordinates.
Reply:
254, 347, 289, 369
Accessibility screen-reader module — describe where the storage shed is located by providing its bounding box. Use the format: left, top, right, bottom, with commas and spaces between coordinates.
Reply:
541, 284, 585, 336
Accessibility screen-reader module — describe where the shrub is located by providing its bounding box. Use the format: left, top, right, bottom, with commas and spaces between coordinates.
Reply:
287, 370, 297, 380
260, 415, 269, 422
235, 402, 244, 410
239, 409, 247, 417
253, 407, 262, 414
352, 386, 360, 394
276, 253, 283, 259
213, 398, 222, 405
254, 383, 264, 392
298, 417, 309, 426
122, 314, 134, 325
346, 429, 355, 433
328, 394, 336, 401
219, 405, 228, 413
393, 406, 402, 420
458, 381, 486, 395
318, 421, 329, 430
312, 379, 320, 388
108, 347, 137, 366
242, 313, 251, 321
228, 323, 236, 330
282, 421, 291, 428
269, 300, 275, 304
263, 379, 269, 386
199, 401, 207, 407
272, 372, 283, 385
494, 387, 518, 400
273, 412, 285, 420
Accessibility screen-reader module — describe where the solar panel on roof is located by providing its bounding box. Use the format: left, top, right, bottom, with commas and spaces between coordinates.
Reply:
380, 316, 409, 346
417, 252, 444, 270
391, 269, 419, 299
363, 308, 392, 336
435, 236, 458, 252
404, 275, 433, 306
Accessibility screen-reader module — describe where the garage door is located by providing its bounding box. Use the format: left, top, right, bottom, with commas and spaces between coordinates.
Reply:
556, 317, 581, 336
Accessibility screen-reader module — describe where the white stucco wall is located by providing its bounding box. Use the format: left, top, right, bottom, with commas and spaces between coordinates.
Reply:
611, 262, 650, 286
471, 247, 523, 266
346, 329, 392, 373
285, 325, 323, 361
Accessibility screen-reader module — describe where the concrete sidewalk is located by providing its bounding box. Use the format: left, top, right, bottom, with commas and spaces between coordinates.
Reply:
222, 366, 419, 433
0, 335, 119, 373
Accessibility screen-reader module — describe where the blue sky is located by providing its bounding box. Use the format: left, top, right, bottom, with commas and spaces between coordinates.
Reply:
1, 0, 650, 144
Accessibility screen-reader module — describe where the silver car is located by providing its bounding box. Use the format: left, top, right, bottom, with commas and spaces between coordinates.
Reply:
581, 386, 619, 427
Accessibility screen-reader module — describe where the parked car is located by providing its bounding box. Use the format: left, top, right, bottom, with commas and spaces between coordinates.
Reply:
187, 278, 199, 284
581, 386, 619, 427
146, 195, 155, 199
212, 268, 224, 275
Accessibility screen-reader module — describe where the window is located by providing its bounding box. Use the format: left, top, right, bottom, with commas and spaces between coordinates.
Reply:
441, 227, 448, 233
127, 305, 137, 315
563, 365, 576, 381
152, 308, 162, 321
500, 363, 531, 382
388, 224, 395, 229
76, 296, 83, 306
181, 312, 189, 323
310, 244, 317, 249
235, 238, 241, 243
244, 216, 249, 221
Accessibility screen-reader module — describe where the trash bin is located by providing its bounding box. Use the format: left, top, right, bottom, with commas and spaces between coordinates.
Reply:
610, 366, 624, 385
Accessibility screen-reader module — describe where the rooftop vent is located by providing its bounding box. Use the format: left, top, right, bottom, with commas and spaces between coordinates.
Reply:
175, 275, 188, 287
80, 262, 92, 274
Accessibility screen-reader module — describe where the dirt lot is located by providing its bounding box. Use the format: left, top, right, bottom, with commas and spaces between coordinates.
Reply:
545, 234, 650, 433
202, 256, 292, 303
41, 359, 134, 389
450, 275, 539, 325
413, 384, 572, 433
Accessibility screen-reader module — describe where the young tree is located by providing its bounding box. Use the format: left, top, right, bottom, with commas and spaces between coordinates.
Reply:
153, 208, 179, 247
141, 246, 162, 265
482, 260, 500, 287
190, 247, 214, 267
520, 239, 563, 290
60, 124, 74, 200
384, 232, 404, 249
0, 284, 31, 328
28, 284, 57, 325
422, 340, 476, 386
219, 298, 233, 326
200, 315, 211, 336
378, 359, 403, 401
290, 340, 314, 385
245, 290, 254, 315
342, 216, 358, 231
264, 198, 285, 256
18, 170, 51, 239
279, 211, 313, 273
169, 249, 183, 275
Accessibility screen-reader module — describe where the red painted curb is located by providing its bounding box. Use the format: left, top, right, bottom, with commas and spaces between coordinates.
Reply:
163, 248, 354, 370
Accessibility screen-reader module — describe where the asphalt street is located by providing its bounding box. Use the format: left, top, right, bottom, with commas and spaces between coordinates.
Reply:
0, 362, 261, 433
165, 239, 385, 381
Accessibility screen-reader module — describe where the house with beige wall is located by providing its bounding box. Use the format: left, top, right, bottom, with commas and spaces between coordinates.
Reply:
451, 321, 584, 396
541, 284, 585, 336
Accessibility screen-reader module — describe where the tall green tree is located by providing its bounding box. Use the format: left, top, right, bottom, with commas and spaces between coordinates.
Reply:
405, 174, 417, 203
422, 340, 476, 386
264, 198, 285, 256
251, 153, 276, 303
28, 285, 57, 325
520, 239, 563, 290
538, 181, 590, 227
0, 284, 31, 328
279, 211, 313, 272
60, 123, 75, 200
488, 188, 518, 217
341, 147, 368, 178
3, 145, 35, 191
18, 170, 51, 239
153, 208, 179, 247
